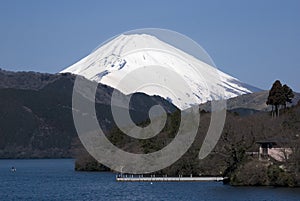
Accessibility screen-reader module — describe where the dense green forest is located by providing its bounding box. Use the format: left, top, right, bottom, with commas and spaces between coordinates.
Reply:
75, 100, 300, 187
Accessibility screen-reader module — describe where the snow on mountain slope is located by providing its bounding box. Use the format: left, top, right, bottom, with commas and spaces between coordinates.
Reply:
61, 34, 259, 110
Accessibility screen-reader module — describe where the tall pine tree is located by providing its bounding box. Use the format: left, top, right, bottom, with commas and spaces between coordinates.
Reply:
266, 80, 285, 117
282, 84, 295, 108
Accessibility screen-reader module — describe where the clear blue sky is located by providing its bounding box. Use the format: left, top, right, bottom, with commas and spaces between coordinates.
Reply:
0, 0, 299, 91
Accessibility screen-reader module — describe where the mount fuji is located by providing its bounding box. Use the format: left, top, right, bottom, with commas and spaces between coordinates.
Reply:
61, 34, 260, 110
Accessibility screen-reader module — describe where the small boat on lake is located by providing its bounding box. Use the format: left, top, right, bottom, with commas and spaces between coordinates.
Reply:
11, 167, 16, 172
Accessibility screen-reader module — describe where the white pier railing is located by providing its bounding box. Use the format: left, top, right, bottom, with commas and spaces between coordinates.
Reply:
116, 175, 226, 182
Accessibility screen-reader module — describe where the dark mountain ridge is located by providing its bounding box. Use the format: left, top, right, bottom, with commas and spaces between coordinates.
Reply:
0, 69, 177, 158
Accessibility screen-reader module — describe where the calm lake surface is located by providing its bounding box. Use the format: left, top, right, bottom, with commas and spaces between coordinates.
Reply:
0, 159, 299, 201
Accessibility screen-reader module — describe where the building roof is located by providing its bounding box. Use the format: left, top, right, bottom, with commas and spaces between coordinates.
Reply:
256, 141, 277, 145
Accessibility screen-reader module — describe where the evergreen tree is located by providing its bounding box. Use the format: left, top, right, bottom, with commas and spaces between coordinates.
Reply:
282, 84, 294, 108
266, 80, 285, 117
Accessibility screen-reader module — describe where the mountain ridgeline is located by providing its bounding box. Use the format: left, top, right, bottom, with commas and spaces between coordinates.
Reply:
2, 69, 298, 159
0, 69, 177, 158
61, 33, 262, 110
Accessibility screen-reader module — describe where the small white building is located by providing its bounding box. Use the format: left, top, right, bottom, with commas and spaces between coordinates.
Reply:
256, 140, 292, 162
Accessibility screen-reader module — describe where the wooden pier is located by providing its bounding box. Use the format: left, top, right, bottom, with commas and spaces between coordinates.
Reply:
116, 175, 226, 182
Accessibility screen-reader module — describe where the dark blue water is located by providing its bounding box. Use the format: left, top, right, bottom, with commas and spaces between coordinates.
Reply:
0, 159, 299, 201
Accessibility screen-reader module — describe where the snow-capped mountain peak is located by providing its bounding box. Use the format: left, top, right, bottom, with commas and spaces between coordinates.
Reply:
61, 34, 259, 110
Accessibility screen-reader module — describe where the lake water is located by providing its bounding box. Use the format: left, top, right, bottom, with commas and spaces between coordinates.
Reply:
0, 159, 299, 201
